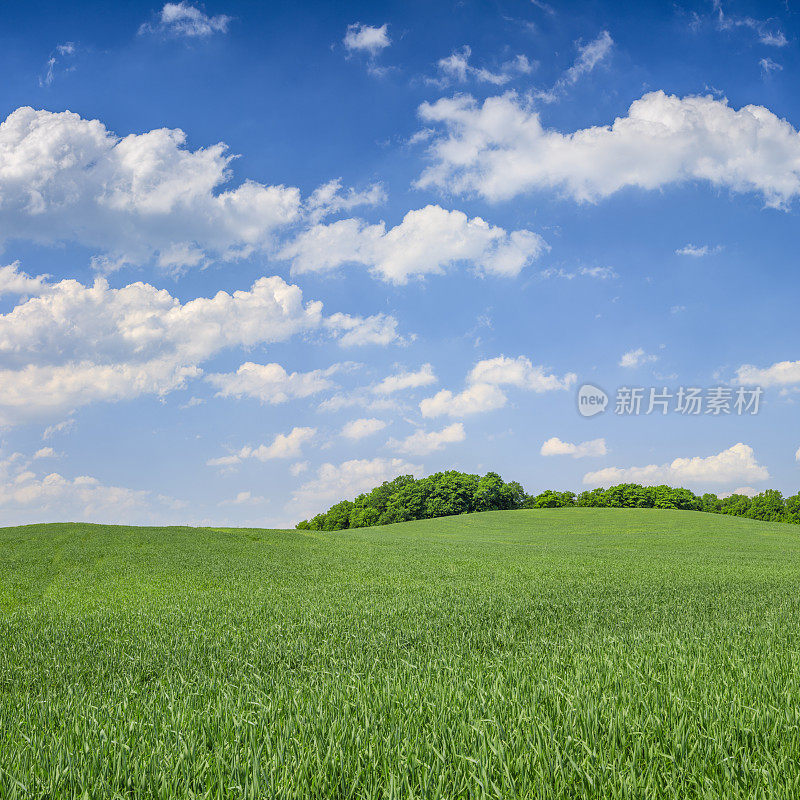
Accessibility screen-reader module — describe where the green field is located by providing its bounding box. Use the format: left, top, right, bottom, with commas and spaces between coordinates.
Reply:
2, 509, 800, 799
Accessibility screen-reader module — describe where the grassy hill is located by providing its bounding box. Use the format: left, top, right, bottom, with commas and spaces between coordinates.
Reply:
2, 509, 800, 798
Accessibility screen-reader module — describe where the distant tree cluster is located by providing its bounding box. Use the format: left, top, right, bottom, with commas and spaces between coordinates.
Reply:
296, 473, 800, 530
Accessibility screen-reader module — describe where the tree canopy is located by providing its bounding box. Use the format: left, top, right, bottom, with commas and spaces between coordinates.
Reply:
296, 472, 800, 531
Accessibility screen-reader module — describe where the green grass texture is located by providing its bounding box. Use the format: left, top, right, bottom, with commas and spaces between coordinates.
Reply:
2, 509, 800, 799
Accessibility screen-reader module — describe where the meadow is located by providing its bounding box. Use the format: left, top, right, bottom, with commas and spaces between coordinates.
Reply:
2, 509, 800, 798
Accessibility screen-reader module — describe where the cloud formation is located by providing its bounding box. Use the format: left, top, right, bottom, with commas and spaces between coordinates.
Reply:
280, 205, 547, 284
619, 348, 657, 368
373, 364, 437, 395
343, 23, 390, 55
341, 418, 387, 440
735, 359, 800, 387
417, 91, 800, 207
583, 443, 769, 486
0, 450, 182, 524
140, 2, 231, 37
207, 427, 316, 467
420, 355, 575, 417
388, 423, 466, 455
0, 107, 299, 271
206, 362, 346, 404
0, 267, 398, 425
540, 437, 607, 458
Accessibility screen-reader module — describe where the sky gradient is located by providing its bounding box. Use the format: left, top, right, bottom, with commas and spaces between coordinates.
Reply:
0, 0, 798, 526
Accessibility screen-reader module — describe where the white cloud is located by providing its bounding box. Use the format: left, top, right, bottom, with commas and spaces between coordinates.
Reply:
343, 23, 390, 55
341, 417, 387, 440
540, 437, 607, 458
735, 359, 800, 387
388, 422, 465, 455
582, 443, 769, 487
290, 461, 309, 476
279, 205, 548, 284
219, 491, 268, 506
42, 418, 75, 440
0, 270, 393, 425
206, 362, 345, 404
0, 262, 50, 296
0, 450, 180, 524
712, 1, 787, 47
431, 46, 534, 87
563, 30, 613, 84
290, 456, 422, 520
795, 446, 800, 462
33, 446, 57, 459
323, 312, 403, 346
420, 355, 574, 417
536, 30, 613, 102
675, 244, 723, 257
468, 355, 576, 392
305, 178, 386, 223
760, 58, 783, 76
720, 486, 759, 498
373, 364, 437, 395
140, 2, 231, 37
208, 426, 316, 468
39, 42, 78, 87
416, 90, 800, 207
619, 348, 657, 368
420, 383, 507, 418
0, 107, 299, 270
540, 265, 618, 280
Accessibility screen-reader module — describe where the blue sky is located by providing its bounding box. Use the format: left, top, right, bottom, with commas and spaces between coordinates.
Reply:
0, 0, 798, 526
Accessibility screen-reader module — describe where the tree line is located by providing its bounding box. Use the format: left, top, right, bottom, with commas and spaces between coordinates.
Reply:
295, 471, 800, 531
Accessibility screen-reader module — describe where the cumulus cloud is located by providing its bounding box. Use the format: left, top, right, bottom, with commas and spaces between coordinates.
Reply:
206, 362, 347, 404
735, 359, 800, 387
420, 355, 575, 417
0, 450, 181, 524
341, 417, 387, 440
290, 456, 422, 520
467, 355, 577, 392
540, 436, 607, 458
279, 205, 548, 284
323, 312, 403, 346
140, 2, 231, 37
343, 23, 390, 54
388, 422, 465, 455
0, 107, 301, 271
0, 269, 396, 425
416, 90, 800, 207
582, 443, 769, 487
420, 383, 507, 418
373, 363, 437, 395
207, 426, 316, 467
619, 348, 657, 368
0, 262, 50, 296
795, 446, 800, 462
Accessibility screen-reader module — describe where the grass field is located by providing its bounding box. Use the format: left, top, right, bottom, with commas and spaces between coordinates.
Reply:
2, 509, 800, 799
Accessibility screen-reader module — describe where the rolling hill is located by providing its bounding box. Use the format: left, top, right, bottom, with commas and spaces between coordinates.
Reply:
2, 509, 800, 798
